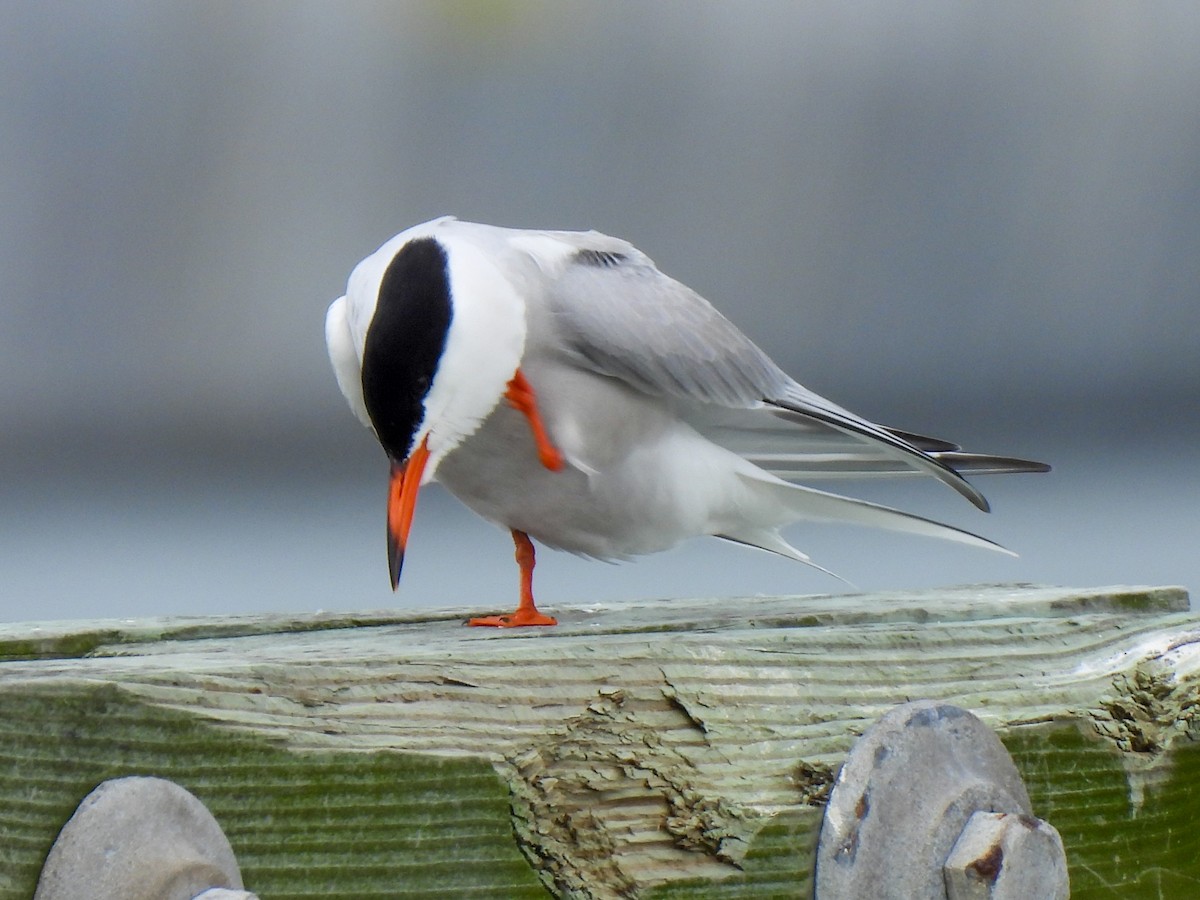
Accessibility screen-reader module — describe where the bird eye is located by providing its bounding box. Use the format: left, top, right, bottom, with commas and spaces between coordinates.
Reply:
415, 375, 431, 394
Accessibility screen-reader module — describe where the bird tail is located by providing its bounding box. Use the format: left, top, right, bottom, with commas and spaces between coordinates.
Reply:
717, 472, 1012, 577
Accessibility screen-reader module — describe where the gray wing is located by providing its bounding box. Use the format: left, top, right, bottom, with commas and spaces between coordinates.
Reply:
548, 240, 793, 406
548, 243, 1012, 510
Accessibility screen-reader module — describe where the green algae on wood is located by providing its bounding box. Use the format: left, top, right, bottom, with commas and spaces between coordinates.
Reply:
1007, 724, 1200, 899
0, 684, 547, 900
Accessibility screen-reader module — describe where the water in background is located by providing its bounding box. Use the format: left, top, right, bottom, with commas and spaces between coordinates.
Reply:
3, 425, 1193, 622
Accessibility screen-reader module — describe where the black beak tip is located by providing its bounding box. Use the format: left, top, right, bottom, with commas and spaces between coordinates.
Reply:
387, 535, 404, 591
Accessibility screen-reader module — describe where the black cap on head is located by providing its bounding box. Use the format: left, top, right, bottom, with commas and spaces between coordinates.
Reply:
361, 237, 453, 461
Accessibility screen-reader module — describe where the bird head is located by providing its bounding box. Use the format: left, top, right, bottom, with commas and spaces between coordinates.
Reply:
328, 218, 528, 587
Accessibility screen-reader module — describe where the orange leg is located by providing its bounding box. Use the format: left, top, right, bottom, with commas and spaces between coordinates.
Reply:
505, 369, 565, 472
468, 530, 558, 627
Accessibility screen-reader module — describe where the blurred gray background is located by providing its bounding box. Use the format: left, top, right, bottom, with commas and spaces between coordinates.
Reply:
2, 1, 1197, 622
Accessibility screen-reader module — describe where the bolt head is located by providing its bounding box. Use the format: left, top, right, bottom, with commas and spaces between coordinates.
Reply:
944, 811, 1069, 900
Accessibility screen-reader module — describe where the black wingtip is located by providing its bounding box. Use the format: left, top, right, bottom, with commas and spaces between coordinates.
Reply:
771, 397, 994, 513
882, 426, 962, 453
935, 452, 1053, 477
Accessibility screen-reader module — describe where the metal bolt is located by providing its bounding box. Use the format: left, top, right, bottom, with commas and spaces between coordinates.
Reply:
944, 810, 1069, 900
34, 776, 254, 900
815, 701, 1071, 899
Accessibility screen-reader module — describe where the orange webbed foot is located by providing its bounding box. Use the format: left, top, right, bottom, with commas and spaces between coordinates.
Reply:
467, 610, 558, 628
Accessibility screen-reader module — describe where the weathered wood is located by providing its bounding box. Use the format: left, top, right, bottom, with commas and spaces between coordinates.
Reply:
0, 585, 1196, 899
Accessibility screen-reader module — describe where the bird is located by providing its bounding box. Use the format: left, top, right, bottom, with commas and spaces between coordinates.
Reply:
326, 216, 1049, 627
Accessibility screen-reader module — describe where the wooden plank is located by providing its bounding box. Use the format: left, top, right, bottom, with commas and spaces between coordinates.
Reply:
0, 584, 1196, 899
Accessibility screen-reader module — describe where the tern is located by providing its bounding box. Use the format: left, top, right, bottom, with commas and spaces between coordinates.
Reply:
326, 217, 1048, 627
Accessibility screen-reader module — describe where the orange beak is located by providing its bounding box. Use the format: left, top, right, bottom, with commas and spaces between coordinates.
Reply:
386, 437, 430, 590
